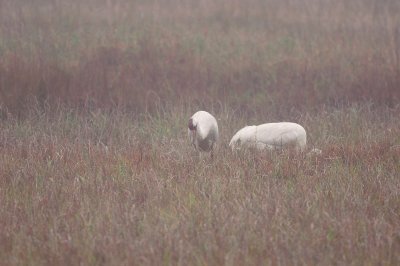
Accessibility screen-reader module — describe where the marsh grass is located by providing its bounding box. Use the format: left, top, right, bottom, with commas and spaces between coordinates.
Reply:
1, 0, 400, 116
0, 0, 400, 265
1, 105, 399, 265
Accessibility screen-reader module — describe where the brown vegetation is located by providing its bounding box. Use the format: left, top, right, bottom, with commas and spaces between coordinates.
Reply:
0, 0, 399, 265
0, 106, 399, 265
1, 0, 400, 116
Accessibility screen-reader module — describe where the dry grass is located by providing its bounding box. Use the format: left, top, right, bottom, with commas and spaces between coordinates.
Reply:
0, 0, 400, 265
1, 0, 400, 116
0, 106, 399, 265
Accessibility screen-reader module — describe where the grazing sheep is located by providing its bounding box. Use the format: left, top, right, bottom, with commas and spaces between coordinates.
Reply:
229, 122, 307, 152
188, 111, 219, 155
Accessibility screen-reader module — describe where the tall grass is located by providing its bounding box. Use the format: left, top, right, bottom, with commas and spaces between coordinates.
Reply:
1, 0, 399, 116
0, 0, 399, 265
0, 105, 399, 265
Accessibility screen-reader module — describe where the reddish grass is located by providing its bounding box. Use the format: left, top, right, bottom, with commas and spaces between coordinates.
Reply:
1, 0, 400, 116
0, 107, 399, 265
0, 0, 400, 265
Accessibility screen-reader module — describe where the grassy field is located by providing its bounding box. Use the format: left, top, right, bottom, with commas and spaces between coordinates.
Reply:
0, 0, 400, 265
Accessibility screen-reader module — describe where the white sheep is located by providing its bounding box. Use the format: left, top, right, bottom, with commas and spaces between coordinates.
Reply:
229, 122, 307, 152
188, 111, 219, 155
